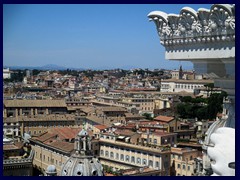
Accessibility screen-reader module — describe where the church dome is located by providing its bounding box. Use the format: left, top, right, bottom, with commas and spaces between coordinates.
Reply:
60, 128, 104, 176
46, 165, 57, 176
61, 155, 103, 176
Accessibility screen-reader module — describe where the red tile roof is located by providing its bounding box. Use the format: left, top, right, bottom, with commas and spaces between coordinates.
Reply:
48, 127, 82, 140
94, 125, 108, 130
154, 115, 174, 122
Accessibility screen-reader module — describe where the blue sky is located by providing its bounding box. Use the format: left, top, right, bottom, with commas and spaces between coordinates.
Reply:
3, 4, 212, 70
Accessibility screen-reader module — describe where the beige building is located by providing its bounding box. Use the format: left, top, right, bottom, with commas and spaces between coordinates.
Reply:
3, 99, 68, 118
154, 115, 177, 132
122, 97, 155, 113
4, 114, 77, 138
98, 132, 171, 176
141, 132, 177, 147
170, 147, 202, 176
29, 127, 99, 175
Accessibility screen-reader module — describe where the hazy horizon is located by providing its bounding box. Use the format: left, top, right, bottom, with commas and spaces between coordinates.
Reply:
4, 4, 212, 70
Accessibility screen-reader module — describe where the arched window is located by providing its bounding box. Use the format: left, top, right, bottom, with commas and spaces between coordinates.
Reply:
105, 151, 109, 157
143, 159, 147, 165
120, 154, 124, 161
149, 160, 153, 167
110, 152, 114, 158
131, 156, 135, 163
116, 153, 119, 160
126, 155, 129, 162
137, 158, 141, 164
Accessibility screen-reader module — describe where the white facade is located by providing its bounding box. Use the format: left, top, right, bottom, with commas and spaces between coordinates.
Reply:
3, 68, 11, 79
160, 79, 213, 93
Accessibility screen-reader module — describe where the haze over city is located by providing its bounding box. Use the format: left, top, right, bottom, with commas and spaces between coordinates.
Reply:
3, 4, 212, 70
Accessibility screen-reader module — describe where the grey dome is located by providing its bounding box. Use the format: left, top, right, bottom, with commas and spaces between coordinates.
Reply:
46, 165, 57, 176
61, 156, 104, 176
47, 165, 57, 173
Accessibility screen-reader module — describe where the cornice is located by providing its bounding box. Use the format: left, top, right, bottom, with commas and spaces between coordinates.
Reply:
148, 4, 235, 47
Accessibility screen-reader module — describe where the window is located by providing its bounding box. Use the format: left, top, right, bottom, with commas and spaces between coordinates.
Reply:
137, 158, 141, 164
188, 166, 190, 171
155, 161, 159, 168
131, 156, 135, 163
105, 151, 109, 157
116, 153, 119, 160
149, 160, 153, 167
126, 155, 129, 162
177, 164, 180, 169
110, 152, 114, 158
183, 164, 186, 170
100, 150, 104, 155
120, 154, 124, 161
143, 159, 147, 165
154, 139, 157, 144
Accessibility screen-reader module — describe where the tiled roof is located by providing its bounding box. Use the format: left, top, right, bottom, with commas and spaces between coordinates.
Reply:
35, 132, 57, 142
3, 144, 22, 151
94, 125, 108, 130
48, 127, 82, 140
4, 99, 67, 107
101, 107, 127, 112
154, 115, 174, 122
49, 141, 74, 152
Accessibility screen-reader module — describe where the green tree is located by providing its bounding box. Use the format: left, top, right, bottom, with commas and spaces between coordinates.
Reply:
142, 113, 153, 120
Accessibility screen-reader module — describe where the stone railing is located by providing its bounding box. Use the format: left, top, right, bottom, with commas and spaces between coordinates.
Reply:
3, 149, 34, 165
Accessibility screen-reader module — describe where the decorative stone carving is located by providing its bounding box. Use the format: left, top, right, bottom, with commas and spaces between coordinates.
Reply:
148, 4, 235, 46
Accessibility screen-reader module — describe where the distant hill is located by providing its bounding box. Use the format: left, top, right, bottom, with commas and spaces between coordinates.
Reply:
5, 64, 85, 71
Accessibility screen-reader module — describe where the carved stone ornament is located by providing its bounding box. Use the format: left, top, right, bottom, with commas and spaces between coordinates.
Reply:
148, 4, 235, 46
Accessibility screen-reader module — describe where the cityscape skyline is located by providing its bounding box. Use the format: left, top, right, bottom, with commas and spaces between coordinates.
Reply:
3, 4, 212, 70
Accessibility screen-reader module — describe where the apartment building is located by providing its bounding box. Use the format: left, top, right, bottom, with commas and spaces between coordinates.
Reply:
29, 127, 99, 175
170, 147, 202, 176
3, 99, 68, 118
98, 132, 172, 176
3, 114, 77, 138
122, 97, 155, 114
160, 79, 214, 93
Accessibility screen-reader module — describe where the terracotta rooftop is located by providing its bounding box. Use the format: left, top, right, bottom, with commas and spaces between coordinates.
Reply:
34, 132, 57, 142
3, 142, 23, 151
114, 129, 136, 136
101, 106, 127, 112
154, 115, 174, 122
4, 99, 67, 108
124, 113, 143, 118
49, 141, 74, 153
16, 114, 75, 122
48, 127, 82, 140
94, 124, 108, 130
